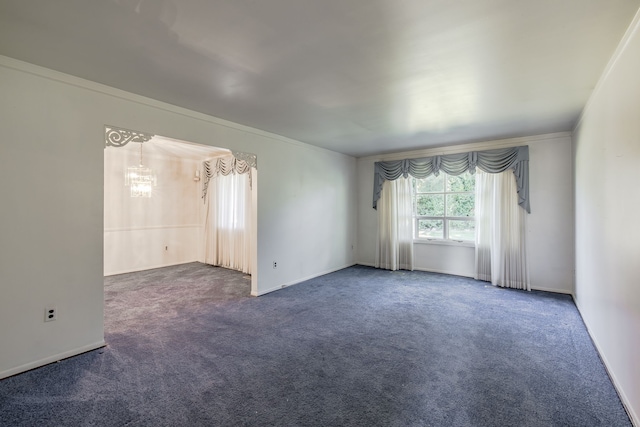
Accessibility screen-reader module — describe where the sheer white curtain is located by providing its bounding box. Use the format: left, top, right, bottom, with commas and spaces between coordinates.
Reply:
203, 171, 253, 274
376, 177, 414, 271
475, 170, 529, 290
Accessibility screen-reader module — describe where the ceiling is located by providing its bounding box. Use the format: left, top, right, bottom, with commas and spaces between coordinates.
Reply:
0, 0, 638, 157
148, 135, 230, 160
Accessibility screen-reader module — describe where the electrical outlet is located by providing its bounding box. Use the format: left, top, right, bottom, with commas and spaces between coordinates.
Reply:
273, 261, 277, 269
45, 305, 57, 322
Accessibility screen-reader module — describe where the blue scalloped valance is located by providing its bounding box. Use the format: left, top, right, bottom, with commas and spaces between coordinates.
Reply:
373, 146, 530, 213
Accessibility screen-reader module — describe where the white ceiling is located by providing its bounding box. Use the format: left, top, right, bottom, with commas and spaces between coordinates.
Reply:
149, 135, 230, 160
1, 0, 638, 157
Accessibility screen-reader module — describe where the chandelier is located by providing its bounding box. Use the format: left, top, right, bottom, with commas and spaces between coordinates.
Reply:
125, 143, 156, 197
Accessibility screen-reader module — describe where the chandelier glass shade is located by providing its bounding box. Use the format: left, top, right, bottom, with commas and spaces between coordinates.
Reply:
125, 143, 156, 197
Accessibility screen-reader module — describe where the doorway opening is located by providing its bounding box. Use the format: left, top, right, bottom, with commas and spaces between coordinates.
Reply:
104, 128, 258, 295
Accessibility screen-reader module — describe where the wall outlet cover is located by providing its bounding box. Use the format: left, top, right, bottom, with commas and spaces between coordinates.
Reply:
45, 306, 57, 322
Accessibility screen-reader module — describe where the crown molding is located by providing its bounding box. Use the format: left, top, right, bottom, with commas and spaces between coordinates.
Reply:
0, 54, 350, 158
574, 7, 640, 131
359, 132, 572, 163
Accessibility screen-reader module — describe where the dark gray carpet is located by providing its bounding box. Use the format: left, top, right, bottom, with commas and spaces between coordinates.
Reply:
0, 263, 630, 426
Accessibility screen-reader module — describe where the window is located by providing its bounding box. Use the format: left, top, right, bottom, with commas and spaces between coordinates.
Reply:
412, 172, 475, 242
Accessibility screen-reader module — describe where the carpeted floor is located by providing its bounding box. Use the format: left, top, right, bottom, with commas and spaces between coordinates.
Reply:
0, 263, 630, 426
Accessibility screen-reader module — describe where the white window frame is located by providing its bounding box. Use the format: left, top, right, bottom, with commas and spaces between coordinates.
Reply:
412, 172, 475, 245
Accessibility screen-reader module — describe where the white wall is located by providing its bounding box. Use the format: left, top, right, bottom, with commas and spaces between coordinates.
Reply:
0, 55, 357, 378
572, 11, 640, 425
356, 133, 574, 293
104, 143, 203, 276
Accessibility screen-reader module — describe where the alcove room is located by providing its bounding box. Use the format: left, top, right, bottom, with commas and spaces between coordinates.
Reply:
103, 131, 258, 315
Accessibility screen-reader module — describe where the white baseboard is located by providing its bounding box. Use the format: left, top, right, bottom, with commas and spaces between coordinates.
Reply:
356, 262, 474, 278
104, 260, 200, 276
412, 266, 474, 278
356, 261, 375, 267
252, 263, 356, 296
573, 297, 638, 426
0, 340, 106, 380
530, 285, 573, 295
359, 263, 573, 295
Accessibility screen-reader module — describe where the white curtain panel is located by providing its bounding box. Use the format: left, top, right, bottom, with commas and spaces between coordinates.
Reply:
376, 177, 414, 271
474, 170, 530, 290
204, 171, 253, 274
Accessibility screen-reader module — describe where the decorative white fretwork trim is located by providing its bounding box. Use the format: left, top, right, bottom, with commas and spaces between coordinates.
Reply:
105, 125, 154, 148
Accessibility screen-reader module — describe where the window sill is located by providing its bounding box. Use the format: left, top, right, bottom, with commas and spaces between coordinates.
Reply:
413, 239, 475, 248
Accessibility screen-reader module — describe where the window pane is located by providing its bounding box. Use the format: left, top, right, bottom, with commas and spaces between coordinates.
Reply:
418, 219, 443, 239
416, 174, 444, 193
449, 220, 475, 241
446, 194, 475, 217
447, 173, 475, 192
416, 194, 444, 216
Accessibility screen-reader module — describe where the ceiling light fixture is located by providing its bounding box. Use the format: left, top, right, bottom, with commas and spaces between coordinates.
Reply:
125, 142, 156, 198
